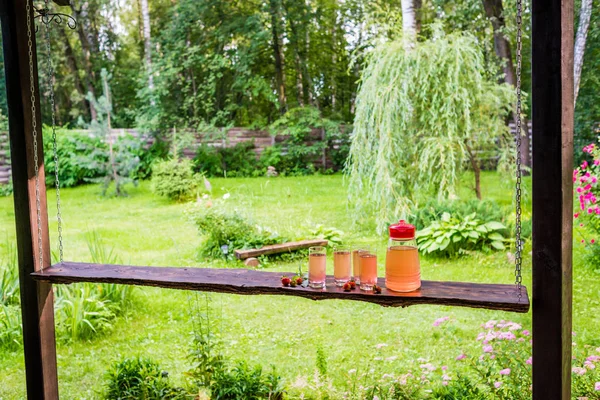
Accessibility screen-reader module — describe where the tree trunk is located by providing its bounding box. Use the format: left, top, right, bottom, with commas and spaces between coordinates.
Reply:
466, 142, 482, 200
482, 0, 531, 169
270, 0, 287, 114
401, 0, 419, 46
574, 0, 593, 106
63, 37, 90, 120
482, 0, 516, 86
282, 0, 305, 107
139, 0, 154, 93
70, 2, 97, 120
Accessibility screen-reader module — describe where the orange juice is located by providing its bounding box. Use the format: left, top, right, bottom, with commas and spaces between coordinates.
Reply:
385, 245, 421, 292
308, 253, 326, 288
352, 249, 362, 284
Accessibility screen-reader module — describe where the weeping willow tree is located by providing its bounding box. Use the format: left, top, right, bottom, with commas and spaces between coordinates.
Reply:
347, 30, 514, 233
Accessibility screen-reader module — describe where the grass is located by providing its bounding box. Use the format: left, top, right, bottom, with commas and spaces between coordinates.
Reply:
0, 172, 598, 399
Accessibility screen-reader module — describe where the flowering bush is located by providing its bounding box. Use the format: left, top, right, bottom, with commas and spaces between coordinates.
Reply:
573, 142, 600, 269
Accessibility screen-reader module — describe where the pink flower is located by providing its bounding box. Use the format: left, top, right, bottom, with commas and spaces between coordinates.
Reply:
577, 187, 584, 193
574, 213, 580, 218
595, 382, 600, 391
587, 355, 600, 362
499, 368, 511, 376
456, 353, 467, 361
582, 239, 586, 244
593, 239, 596, 244
595, 160, 600, 166
442, 366, 448, 371
442, 381, 448, 386
522, 330, 530, 336
585, 361, 596, 370
582, 161, 589, 169
494, 381, 502, 389
573, 367, 587, 375
433, 316, 449, 327
483, 345, 493, 353
526, 357, 532, 365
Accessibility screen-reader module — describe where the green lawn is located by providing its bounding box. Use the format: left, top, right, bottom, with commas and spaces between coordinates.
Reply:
0, 172, 598, 399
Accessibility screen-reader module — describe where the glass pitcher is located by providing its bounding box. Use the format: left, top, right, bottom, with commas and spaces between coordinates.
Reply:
385, 220, 421, 292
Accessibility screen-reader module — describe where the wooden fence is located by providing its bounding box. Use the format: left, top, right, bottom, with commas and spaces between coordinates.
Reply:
0, 124, 534, 185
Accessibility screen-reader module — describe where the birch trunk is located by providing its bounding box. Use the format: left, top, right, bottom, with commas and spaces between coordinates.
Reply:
140, 0, 154, 93
574, 0, 593, 106
401, 0, 418, 46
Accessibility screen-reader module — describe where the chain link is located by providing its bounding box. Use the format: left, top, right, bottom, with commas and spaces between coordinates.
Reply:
514, 0, 524, 298
26, 0, 44, 272
43, 0, 64, 263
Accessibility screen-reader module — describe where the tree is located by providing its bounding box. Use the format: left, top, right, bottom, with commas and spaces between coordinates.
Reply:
401, 0, 420, 45
347, 30, 514, 232
269, 0, 288, 114
574, 0, 593, 106
139, 0, 154, 96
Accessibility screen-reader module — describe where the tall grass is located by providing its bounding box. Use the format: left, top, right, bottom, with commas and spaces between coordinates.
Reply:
0, 241, 19, 306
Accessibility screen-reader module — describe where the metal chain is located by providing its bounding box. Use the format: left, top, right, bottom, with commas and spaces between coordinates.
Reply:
26, 0, 44, 272
514, 0, 524, 298
43, 0, 64, 263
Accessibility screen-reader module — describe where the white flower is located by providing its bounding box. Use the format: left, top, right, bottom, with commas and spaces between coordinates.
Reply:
223, 193, 231, 199
375, 343, 388, 349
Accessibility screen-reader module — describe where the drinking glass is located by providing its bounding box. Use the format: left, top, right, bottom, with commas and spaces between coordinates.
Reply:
308, 246, 327, 289
352, 246, 369, 285
333, 246, 351, 286
359, 249, 378, 291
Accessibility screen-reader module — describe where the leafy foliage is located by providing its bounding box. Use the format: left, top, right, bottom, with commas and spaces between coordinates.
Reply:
188, 200, 285, 260
307, 224, 344, 246
417, 213, 507, 257
194, 141, 261, 178
0, 241, 19, 306
0, 305, 22, 351
210, 363, 284, 400
347, 29, 514, 233
152, 158, 200, 201
412, 199, 506, 231
103, 357, 187, 400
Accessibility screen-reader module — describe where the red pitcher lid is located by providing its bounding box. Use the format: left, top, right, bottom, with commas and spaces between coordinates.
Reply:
389, 220, 415, 239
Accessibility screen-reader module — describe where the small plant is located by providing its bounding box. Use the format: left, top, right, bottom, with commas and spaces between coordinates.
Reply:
55, 284, 115, 341
307, 224, 344, 246
430, 375, 486, 399
0, 183, 13, 197
316, 345, 328, 378
152, 158, 200, 201
210, 362, 284, 400
103, 357, 187, 400
416, 212, 506, 257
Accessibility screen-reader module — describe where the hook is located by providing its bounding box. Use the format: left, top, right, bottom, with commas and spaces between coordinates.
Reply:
33, 6, 77, 32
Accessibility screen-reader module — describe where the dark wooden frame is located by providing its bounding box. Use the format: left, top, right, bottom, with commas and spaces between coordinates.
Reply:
0, 0, 573, 398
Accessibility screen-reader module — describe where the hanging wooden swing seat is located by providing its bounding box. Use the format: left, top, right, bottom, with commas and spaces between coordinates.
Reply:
32, 262, 529, 312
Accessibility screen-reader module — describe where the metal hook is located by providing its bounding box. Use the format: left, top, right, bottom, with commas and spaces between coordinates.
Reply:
33, 6, 77, 32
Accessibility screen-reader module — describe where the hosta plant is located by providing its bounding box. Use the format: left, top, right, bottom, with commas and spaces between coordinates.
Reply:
416, 212, 506, 257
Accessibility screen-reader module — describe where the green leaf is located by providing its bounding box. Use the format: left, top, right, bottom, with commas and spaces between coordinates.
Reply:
485, 221, 506, 230
488, 233, 505, 241
490, 241, 506, 250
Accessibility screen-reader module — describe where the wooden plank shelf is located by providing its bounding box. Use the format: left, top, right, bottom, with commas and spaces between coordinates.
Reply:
234, 239, 328, 260
32, 262, 530, 312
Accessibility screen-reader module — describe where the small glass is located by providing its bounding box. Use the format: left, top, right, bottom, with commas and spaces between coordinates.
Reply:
352, 247, 369, 285
333, 246, 351, 286
308, 246, 327, 289
359, 249, 378, 291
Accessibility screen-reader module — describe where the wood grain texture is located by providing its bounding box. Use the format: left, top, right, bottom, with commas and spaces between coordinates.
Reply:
32, 262, 530, 312
234, 239, 328, 259
531, 0, 574, 397
1, 0, 59, 398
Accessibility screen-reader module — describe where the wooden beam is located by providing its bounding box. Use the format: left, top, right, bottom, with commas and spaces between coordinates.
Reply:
531, 0, 574, 397
234, 239, 328, 259
0, 0, 59, 399
33, 262, 530, 312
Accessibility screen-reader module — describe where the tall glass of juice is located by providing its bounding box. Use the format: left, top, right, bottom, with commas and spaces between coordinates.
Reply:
333, 246, 351, 286
385, 220, 421, 292
308, 246, 327, 289
359, 249, 378, 291
352, 247, 368, 285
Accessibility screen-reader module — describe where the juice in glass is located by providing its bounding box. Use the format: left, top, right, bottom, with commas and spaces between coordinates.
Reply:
352, 248, 368, 284
333, 247, 351, 286
385, 220, 421, 292
309, 246, 327, 289
359, 252, 378, 291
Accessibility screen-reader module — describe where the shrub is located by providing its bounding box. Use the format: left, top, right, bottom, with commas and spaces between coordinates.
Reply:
210, 362, 284, 400
0, 183, 12, 197
188, 201, 285, 260
43, 127, 106, 188
194, 141, 261, 178
412, 199, 505, 231
103, 357, 187, 400
430, 375, 486, 400
152, 158, 200, 201
131, 137, 170, 180
194, 144, 224, 177
416, 212, 507, 257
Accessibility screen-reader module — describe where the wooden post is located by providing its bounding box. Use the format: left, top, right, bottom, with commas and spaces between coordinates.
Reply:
0, 0, 59, 399
531, 0, 574, 398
